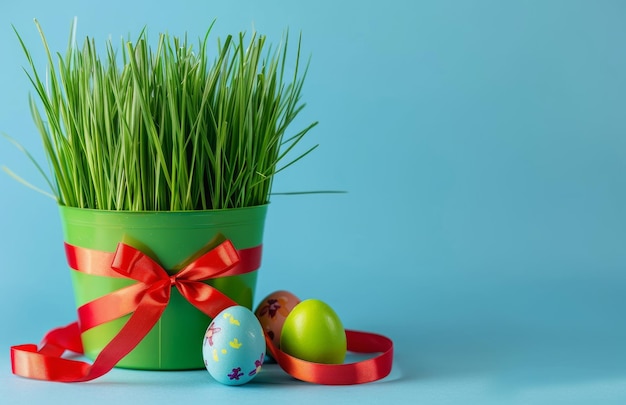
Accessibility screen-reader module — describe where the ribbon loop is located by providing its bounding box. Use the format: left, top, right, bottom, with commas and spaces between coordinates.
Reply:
111, 243, 164, 283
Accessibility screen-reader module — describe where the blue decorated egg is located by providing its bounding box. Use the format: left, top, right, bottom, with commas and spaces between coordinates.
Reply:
202, 305, 266, 385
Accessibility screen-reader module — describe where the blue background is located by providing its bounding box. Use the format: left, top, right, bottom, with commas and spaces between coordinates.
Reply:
1, 1, 626, 403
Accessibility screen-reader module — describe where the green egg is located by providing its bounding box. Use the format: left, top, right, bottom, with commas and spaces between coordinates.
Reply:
279, 298, 347, 364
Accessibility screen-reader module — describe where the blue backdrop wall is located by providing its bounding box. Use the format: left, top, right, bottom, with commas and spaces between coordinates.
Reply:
1, 1, 626, 403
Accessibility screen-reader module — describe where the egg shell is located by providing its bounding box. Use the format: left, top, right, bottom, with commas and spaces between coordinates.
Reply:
254, 290, 301, 348
280, 298, 347, 364
202, 306, 265, 385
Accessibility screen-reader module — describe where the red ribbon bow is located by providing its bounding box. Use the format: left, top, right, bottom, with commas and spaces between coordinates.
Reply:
11, 240, 242, 382
11, 240, 393, 384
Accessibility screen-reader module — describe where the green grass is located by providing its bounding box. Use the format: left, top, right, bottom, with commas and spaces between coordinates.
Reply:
9, 19, 318, 211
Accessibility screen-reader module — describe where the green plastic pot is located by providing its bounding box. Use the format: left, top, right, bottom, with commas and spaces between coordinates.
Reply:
59, 204, 268, 370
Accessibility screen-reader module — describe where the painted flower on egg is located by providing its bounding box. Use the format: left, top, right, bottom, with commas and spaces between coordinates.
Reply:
254, 291, 301, 347
259, 298, 291, 319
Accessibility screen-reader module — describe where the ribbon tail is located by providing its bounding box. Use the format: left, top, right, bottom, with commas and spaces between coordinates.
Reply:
77, 283, 147, 332
11, 284, 171, 382
40, 322, 84, 356
75, 282, 170, 382
11, 322, 88, 382
265, 329, 394, 385
11, 344, 91, 382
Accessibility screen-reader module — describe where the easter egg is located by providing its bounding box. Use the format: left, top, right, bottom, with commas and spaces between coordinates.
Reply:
254, 290, 301, 348
202, 306, 265, 385
280, 299, 347, 364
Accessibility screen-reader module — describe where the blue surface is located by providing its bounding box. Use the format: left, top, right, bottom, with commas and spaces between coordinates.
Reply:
2, 1, 626, 403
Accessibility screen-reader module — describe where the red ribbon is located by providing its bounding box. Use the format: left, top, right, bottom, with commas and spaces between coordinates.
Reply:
10, 241, 393, 384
